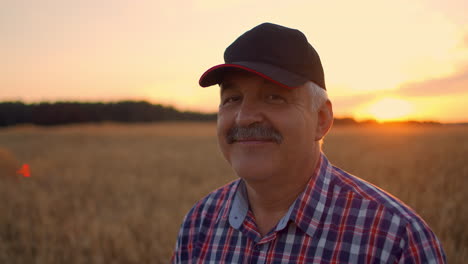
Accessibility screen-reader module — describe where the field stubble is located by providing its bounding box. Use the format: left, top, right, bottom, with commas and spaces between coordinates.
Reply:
0, 122, 467, 263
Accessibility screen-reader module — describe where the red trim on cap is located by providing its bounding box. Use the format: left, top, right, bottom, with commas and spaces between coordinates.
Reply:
199, 64, 298, 89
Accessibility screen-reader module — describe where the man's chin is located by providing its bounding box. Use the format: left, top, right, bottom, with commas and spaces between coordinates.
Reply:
230, 160, 277, 182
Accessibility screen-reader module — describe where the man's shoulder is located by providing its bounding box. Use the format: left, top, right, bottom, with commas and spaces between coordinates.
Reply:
182, 179, 239, 225
323, 165, 446, 262
329, 165, 420, 223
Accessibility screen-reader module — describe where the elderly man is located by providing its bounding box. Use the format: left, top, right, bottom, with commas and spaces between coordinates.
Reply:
172, 23, 446, 263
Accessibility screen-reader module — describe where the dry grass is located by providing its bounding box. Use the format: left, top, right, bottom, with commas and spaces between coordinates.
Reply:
0, 147, 20, 178
0, 122, 466, 263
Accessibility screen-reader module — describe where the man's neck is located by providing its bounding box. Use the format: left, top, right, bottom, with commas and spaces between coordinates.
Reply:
244, 151, 321, 236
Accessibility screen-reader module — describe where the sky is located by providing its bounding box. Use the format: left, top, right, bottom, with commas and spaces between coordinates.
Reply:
1, 0, 468, 123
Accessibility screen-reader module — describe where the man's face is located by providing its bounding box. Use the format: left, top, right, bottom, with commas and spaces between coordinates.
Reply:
217, 70, 320, 182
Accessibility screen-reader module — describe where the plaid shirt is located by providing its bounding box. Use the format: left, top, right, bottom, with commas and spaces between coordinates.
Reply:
172, 153, 446, 263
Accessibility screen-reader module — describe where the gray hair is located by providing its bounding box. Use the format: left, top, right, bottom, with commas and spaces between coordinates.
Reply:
304, 81, 329, 111
303, 81, 330, 149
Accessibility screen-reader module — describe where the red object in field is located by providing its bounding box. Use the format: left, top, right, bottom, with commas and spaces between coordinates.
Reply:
17, 164, 30, 177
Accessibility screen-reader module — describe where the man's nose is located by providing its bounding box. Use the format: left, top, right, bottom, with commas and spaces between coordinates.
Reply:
235, 99, 264, 126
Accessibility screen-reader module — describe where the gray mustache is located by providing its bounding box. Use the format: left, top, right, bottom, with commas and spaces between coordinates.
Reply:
226, 124, 283, 144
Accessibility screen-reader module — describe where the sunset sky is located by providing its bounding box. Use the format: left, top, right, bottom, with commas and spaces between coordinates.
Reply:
2, 0, 468, 123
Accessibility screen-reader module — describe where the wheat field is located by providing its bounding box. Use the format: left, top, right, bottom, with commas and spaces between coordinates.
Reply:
0, 122, 467, 263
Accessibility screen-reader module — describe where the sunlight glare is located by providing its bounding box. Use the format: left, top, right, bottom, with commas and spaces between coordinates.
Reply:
365, 98, 414, 122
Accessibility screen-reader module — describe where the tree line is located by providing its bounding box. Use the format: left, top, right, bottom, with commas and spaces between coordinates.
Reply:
0, 101, 444, 127
0, 101, 217, 127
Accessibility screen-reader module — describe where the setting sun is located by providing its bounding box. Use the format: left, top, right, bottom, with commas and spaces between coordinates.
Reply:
360, 98, 415, 122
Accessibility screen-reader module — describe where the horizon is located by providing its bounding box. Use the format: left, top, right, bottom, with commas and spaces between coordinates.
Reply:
2, 0, 468, 123
2, 99, 467, 125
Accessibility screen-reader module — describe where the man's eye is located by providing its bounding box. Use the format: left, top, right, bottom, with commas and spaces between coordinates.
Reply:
222, 96, 241, 105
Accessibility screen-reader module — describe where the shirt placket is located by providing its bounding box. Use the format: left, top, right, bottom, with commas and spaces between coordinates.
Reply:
251, 242, 271, 264
249, 231, 278, 264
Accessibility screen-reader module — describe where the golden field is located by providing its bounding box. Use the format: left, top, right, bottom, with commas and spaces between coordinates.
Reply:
0, 122, 467, 263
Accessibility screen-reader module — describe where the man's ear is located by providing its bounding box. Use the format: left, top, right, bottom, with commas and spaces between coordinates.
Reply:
315, 100, 334, 141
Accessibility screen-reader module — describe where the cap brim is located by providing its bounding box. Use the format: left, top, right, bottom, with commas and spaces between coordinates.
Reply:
199, 61, 308, 89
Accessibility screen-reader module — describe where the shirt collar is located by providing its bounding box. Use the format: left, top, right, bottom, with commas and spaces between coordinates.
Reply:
216, 180, 241, 224
227, 153, 334, 238
229, 180, 249, 229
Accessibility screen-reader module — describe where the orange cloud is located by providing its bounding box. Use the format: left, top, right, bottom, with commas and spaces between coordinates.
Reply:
331, 93, 378, 110
397, 65, 468, 97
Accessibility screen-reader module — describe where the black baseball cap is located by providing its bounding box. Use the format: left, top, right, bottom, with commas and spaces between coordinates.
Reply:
199, 22, 326, 90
